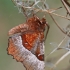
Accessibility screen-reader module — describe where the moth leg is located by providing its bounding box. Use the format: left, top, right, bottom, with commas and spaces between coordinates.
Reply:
45, 22, 50, 41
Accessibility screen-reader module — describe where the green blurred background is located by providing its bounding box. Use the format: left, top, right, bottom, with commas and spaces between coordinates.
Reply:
0, 0, 70, 70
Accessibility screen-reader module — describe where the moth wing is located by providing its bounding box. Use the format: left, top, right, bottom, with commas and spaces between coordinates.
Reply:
7, 34, 45, 70
8, 23, 28, 36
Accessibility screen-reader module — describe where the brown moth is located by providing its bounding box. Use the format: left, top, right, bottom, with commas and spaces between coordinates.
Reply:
7, 16, 49, 70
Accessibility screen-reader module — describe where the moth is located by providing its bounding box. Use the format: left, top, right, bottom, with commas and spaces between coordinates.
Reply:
7, 16, 49, 70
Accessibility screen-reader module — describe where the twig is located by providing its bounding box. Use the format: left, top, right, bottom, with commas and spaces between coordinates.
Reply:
22, 6, 70, 20
49, 30, 70, 69
48, 12, 66, 34
52, 51, 70, 69
46, 30, 68, 58
61, 0, 70, 15
11, 0, 70, 20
